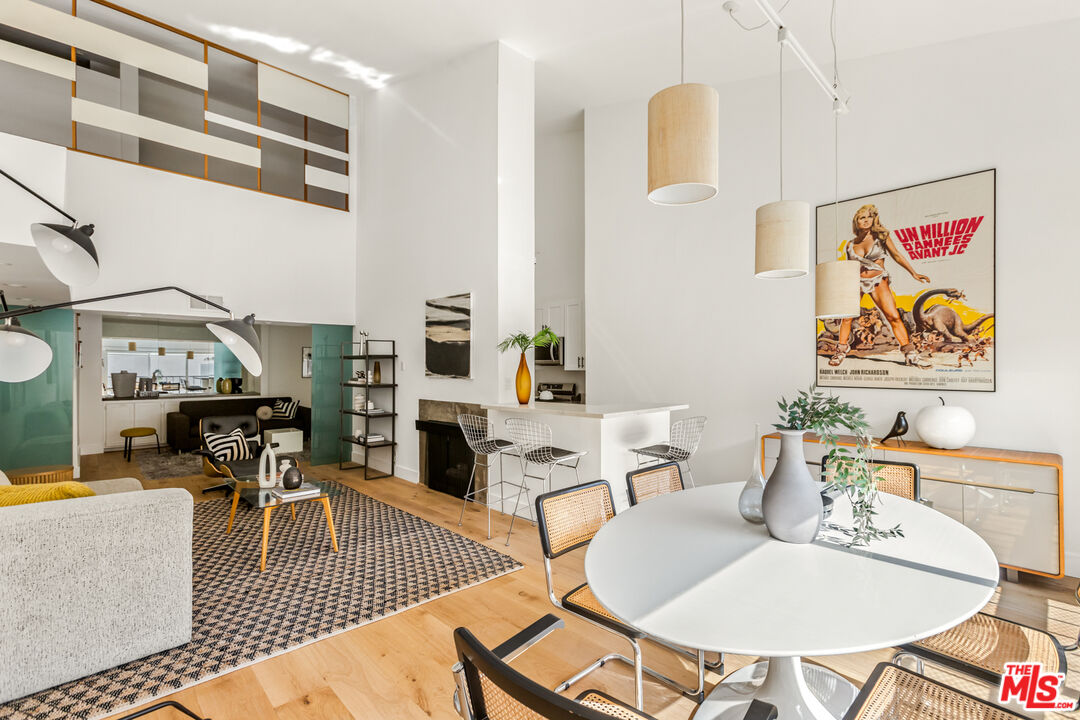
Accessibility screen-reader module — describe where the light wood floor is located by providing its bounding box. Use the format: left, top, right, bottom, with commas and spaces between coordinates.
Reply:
80, 450, 1079, 720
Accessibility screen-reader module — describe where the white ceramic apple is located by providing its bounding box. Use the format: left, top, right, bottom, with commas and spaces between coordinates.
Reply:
915, 397, 976, 450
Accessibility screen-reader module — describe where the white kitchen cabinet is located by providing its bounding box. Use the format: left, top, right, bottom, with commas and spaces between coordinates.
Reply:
761, 432, 1064, 578
104, 402, 133, 449
564, 300, 585, 371
104, 401, 161, 449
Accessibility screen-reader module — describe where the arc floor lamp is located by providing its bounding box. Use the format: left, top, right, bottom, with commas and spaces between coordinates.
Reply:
0, 168, 100, 287
0, 167, 261, 383
0, 288, 261, 383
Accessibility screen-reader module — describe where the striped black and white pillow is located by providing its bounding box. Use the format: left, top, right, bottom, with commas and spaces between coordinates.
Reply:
204, 428, 252, 462
271, 399, 299, 420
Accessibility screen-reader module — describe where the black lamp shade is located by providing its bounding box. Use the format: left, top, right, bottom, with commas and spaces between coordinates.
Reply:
31, 222, 100, 286
206, 314, 262, 377
0, 321, 53, 382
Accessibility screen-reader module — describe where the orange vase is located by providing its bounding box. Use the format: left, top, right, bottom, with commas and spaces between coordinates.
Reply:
515, 353, 531, 405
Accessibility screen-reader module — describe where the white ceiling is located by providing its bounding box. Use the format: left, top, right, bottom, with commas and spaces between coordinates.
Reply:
109, 0, 1080, 130
0, 243, 70, 307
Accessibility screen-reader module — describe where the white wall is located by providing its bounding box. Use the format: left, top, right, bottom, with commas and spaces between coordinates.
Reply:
262, 323, 312, 406
61, 149, 356, 325
356, 42, 535, 482
535, 123, 587, 395
583, 23, 1080, 572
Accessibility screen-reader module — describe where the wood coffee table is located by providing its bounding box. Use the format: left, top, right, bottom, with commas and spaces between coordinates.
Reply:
224, 476, 339, 571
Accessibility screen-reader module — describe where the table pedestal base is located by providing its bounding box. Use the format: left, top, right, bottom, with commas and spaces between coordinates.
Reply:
697, 657, 858, 720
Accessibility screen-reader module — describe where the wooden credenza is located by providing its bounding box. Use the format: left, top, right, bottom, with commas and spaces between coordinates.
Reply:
761, 432, 1064, 578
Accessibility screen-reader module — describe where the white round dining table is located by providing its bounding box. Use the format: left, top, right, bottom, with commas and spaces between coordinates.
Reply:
584, 483, 999, 720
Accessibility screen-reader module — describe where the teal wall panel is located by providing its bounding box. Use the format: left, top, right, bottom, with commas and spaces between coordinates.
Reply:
0, 309, 74, 470
213, 342, 242, 378
310, 324, 351, 466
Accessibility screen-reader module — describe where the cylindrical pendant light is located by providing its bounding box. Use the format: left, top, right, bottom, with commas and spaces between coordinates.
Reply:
815, 260, 861, 318
647, 0, 718, 205
648, 84, 719, 205
756, 200, 809, 278
158, 346, 166, 356
128, 341, 136, 351
186, 350, 194, 360
814, 14, 860, 320
755, 40, 808, 278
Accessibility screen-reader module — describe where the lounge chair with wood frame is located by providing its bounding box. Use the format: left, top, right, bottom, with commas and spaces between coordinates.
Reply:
535, 480, 713, 710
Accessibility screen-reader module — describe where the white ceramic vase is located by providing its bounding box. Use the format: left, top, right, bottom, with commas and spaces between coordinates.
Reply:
761, 429, 823, 544
915, 397, 976, 450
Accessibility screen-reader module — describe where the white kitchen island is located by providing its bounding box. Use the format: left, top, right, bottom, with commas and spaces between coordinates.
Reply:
481, 401, 688, 512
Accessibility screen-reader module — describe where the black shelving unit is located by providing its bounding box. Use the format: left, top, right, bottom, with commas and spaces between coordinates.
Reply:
339, 340, 396, 479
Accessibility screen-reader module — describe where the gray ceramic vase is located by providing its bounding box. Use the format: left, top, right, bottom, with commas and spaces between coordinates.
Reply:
761, 429, 823, 544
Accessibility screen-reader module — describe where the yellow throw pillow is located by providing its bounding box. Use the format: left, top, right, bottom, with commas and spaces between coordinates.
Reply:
0, 481, 96, 507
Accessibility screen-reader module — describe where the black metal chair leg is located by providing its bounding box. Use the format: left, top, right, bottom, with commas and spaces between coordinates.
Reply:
114, 699, 209, 720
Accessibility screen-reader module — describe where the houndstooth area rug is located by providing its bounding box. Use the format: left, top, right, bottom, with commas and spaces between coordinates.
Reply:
135, 442, 312, 480
0, 481, 522, 720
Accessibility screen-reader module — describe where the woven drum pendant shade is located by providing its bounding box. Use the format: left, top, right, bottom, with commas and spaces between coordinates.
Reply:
815, 260, 861, 319
647, 83, 719, 205
755, 200, 809, 278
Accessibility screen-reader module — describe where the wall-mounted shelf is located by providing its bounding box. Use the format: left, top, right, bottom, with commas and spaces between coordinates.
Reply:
339, 340, 397, 479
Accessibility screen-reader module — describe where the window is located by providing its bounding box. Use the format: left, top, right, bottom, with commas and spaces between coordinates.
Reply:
103, 339, 215, 392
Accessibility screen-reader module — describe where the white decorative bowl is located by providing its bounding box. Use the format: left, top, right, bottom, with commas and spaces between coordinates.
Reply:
915, 400, 976, 450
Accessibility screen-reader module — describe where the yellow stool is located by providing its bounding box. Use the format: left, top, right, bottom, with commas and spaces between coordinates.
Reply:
120, 427, 160, 461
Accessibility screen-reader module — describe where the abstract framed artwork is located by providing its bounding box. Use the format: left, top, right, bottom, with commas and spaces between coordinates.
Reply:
816, 169, 995, 391
425, 293, 471, 378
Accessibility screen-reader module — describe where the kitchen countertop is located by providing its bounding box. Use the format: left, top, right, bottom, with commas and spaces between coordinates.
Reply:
102, 392, 262, 401
480, 401, 688, 419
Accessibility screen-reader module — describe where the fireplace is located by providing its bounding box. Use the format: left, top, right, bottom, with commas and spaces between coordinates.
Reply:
415, 419, 472, 498
416, 400, 487, 500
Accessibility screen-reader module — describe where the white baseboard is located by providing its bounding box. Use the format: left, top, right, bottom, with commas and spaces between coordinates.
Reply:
348, 448, 417, 483
80, 443, 105, 456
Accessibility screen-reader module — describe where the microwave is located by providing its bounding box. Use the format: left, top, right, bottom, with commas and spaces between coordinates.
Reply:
535, 338, 565, 366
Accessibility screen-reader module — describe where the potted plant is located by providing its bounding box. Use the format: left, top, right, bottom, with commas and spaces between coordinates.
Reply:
497, 329, 560, 405
765, 385, 902, 546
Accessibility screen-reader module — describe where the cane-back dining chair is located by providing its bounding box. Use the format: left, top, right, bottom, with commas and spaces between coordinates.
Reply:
835, 663, 1031, 720
822, 456, 921, 502
452, 614, 661, 720
631, 416, 707, 487
534, 480, 709, 710
894, 612, 1067, 687
625, 461, 684, 506
1065, 581, 1080, 652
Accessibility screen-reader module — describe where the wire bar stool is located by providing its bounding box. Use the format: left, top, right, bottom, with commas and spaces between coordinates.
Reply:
504, 417, 587, 546
457, 414, 523, 541
631, 415, 707, 487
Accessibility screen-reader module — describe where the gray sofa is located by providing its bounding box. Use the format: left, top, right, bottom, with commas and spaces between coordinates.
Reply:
0, 478, 193, 703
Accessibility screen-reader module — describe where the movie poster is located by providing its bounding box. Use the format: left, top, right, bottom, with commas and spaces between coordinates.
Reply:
816, 170, 995, 391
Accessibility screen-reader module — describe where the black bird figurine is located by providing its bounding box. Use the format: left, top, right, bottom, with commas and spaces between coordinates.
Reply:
881, 411, 909, 447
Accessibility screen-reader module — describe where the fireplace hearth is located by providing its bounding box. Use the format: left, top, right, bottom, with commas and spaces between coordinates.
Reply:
416, 400, 487, 500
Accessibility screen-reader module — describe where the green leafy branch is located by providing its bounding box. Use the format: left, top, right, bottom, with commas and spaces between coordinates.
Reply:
776, 385, 903, 547
497, 328, 560, 354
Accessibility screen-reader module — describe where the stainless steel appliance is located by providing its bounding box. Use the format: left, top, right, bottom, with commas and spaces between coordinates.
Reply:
535, 338, 565, 366
536, 382, 578, 402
